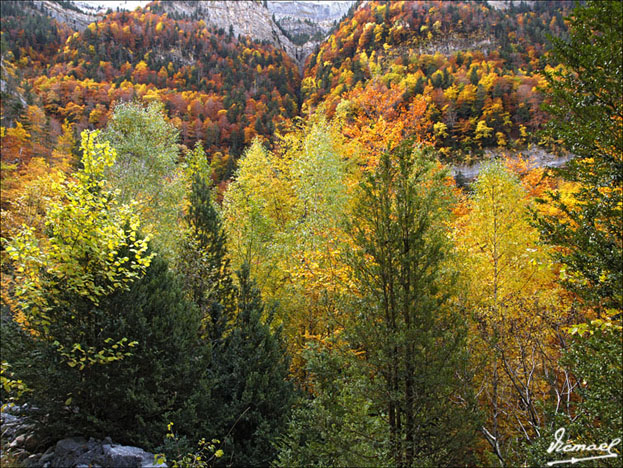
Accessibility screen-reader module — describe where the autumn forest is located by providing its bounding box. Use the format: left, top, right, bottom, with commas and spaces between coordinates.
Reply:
0, 1, 621, 467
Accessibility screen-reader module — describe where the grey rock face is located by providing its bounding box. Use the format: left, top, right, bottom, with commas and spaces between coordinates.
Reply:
0, 424, 166, 468
51, 437, 90, 468
33, 1, 99, 31
268, 1, 354, 25
48, 438, 166, 468
154, 1, 296, 56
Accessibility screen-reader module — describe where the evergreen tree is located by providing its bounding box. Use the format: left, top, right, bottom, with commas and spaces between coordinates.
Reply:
179, 172, 236, 342
194, 265, 295, 467
2, 253, 204, 450
345, 141, 479, 467
274, 341, 387, 467
2, 131, 204, 449
536, 0, 622, 312
528, 2, 623, 459
178, 166, 295, 465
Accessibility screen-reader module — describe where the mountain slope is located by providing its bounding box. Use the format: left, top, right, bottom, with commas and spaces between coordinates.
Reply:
301, 0, 572, 161
0, 2, 300, 182
148, 1, 298, 60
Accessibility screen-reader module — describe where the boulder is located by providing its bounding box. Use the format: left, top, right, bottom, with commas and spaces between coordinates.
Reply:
45, 437, 166, 468
51, 437, 90, 468
102, 444, 149, 468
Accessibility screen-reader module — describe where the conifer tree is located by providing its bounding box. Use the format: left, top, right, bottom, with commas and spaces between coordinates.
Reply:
180, 171, 236, 342
192, 265, 295, 467
2, 131, 204, 449
2, 253, 204, 450
529, 1, 623, 458
346, 141, 479, 467
179, 155, 294, 465
536, 0, 622, 312
215, 265, 295, 466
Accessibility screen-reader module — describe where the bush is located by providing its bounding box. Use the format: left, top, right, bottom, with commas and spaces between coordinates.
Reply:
1, 254, 205, 450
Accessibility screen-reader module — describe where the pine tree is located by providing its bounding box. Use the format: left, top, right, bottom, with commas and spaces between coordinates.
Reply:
2, 131, 204, 449
536, 0, 622, 312
179, 172, 236, 342
194, 265, 295, 467
529, 1, 623, 457
2, 253, 204, 450
179, 168, 294, 465
346, 141, 479, 466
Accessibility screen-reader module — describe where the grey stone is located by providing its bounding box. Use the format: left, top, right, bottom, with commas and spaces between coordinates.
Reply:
39, 446, 55, 465
0, 412, 18, 424
52, 437, 89, 468
9, 434, 25, 448
102, 444, 146, 468
25, 453, 42, 467
74, 445, 105, 466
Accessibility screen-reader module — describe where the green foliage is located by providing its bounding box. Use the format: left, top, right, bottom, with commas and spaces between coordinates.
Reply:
177, 160, 236, 342
191, 265, 295, 467
562, 324, 622, 455
537, 0, 623, 312
101, 100, 186, 261
5, 129, 152, 339
175, 165, 294, 465
525, 3, 623, 465
275, 342, 389, 467
0, 361, 29, 403
1, 254, 204, 449
345, 141, 480, 466
522, 322, 623, 467
156, 422, 224, 468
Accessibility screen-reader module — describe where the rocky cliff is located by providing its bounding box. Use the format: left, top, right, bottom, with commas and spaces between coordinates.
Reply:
149, 1, 357, 70
268, 1, 355, 65
268, 1, 354, 28
147, 1, 305, 63
32, 0, 99, 31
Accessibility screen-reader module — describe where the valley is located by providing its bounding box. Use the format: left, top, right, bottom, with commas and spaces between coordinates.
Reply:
1, 2, 620, 468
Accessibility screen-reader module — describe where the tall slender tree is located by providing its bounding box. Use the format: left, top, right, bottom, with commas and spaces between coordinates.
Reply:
346, 141, 479, 466
207, 265, 295, 467
179, 168, 236, 342
529, 1, 623, 460
179, 148, 295, 465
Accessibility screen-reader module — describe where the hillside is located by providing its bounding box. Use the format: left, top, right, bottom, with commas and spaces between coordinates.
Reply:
302, 0, 573, 161
1, 0, 577, 173
1, 0, 300, 182
1, 2, 621, 468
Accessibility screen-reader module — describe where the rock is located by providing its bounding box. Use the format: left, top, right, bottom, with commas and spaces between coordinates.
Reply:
25, 453, 43, 467
52, 437, 89, 468
43, 437, 166, 468
9, 434, 26, 448
39, 446, 55, 465
102, 444, 149, 468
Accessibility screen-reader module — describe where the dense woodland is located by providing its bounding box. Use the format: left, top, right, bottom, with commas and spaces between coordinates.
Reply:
0, 1, 621, 467
303, 0, 576, 160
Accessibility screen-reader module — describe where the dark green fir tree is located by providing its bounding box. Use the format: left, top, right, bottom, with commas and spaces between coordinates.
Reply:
207, 265, 295, 467
1, 253, 204, 450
